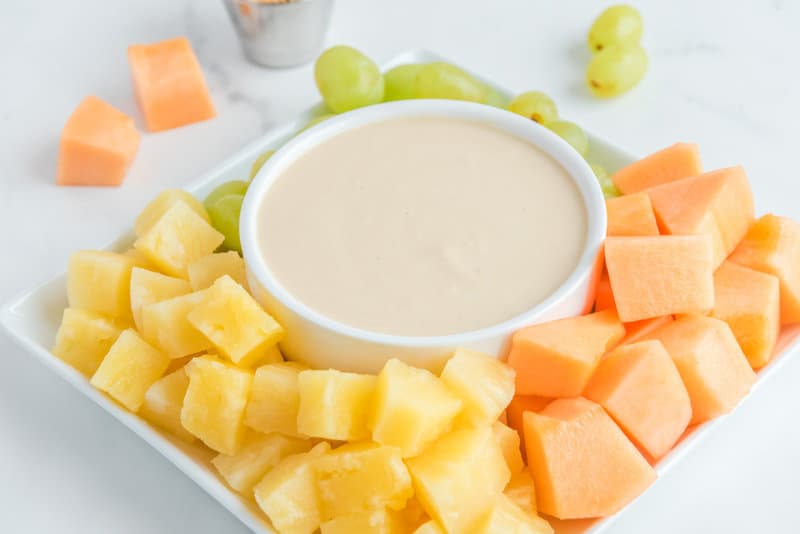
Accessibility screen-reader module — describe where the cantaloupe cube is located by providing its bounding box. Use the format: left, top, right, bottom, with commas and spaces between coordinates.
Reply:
320, 509, 407, 534
505, 470, 538, 516
134, 189, 209, 238
245, 362, 307, 437
645, 166, 754, 267
492, 421, 524, 475
475, 494, 554, 534
52, 308, 126, 376
68, 250, 137, 319
254, 442, 331, 534
584, 340, 691, 459
611, 142, 701, 194
188, 275, 284, 367
712, 261, 780, 368
605, 235, 714, 322
643, 316, 756, 424
138, 367, 195, 442
187, 251, 247, 291
605, 193, 659, 237
128, 37, 216, 132
140, 290, 212, 358
622, 315, 674, 344
507, 309, 625, 397
90, 329, 170, 411
296, 370, 376, 441
315, 442, 413, 520
414, 520, 446, 534
440, 349, 515, 427
56, 96, 140, 186
506, 395, 551, 453
729, 214, 800, 324
212, 431, 312, 494
181, 355, 253, 455
129, 267, 192, 331
368, 359, 462, 458
594, 270, 615, 312
523, 398, 656, 519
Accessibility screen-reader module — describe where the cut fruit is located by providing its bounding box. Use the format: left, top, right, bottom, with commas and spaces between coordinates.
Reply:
507, 309, 625, 397
506, 395, 552, 451
594, 269, 615, 312
605, 193, 659, 237
712, 261, 780, 368
67, 250, 137, 319
611, 142, 701, 194
296, 369, 376, 441
140, 290, 212, 358
402, 497, 428, 531
504, 469, 538, 516
134, 189, 209, 238
492, 421, 525, 475
187, 251, 247, 291
584, 340, 691, 459
129, 267, 191, 331
139, 367, 195, 442
414, 520, 446, 534
474, 494, 554, 534
320, 509, 407, 534
52, 308, 126, 376
605, 235, 714, 322
523, 398, 656, 519
245, 362, 308, 437
622, 315, 674, 344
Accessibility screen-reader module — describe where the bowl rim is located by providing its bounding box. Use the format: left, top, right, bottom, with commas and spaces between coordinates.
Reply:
240, 99, 607, 348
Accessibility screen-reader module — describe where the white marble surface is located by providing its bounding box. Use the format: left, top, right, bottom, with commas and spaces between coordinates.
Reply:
2, 0, 800, 532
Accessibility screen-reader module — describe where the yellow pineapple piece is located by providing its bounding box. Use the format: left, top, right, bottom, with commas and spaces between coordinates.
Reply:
181, 355, 253, 455
129, 267, 192, 331
440, 349, 516, 427
134, 188, 209, 237
297, 370, 376, 441
504, 470, 537, 516
52, 308, 126, 376
254, 442, 331, 534
67, 250, 137, 318
124, 247, 159, 271
188, 275, 284, 367
187, 251, 247, 291
406, 426, 511, 533
413, 520, 446, 534
139, 367, 195, 442
368, 358, 462, 458
402, 497, 428, 531
140, 290, 212, 359
492, 421, 525, 475
320, 509, 407, 534
474, 494, 553, 534
212, 431, 313, 494
134, 200, 224, 278
315, 442, 413, 520
245, 362, 307, 437
90, 329, 170, 412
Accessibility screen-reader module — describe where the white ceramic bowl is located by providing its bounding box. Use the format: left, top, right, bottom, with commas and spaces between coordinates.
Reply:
240, 100, 606, 374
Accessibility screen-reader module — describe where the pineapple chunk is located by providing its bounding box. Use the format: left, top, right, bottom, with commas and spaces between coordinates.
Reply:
245, 362, 307, 437
90, 329, 170, 411
315, 442, 413, 520
134, 188, 209, 237
187, 275, 284, 367
414, 520, 446, 534
406, 426, 511, 533
124, 247, 159, 271
474, 494, 553, 534
67, 250, 136, 318
52, 308, 126, 376
402, 497, 428, 531
440, 349, 516, 426
212, 431, 313, 494
297, 370, 376, 441
254, 442, 331, 534
181, 355, 253, 455
140, 290, 212, 359
492, 421, 525, 475
188, 251, 247, 291
134, 200, 224, 278
139, 367, 195, 442
129, 267, 191, 330
504, 470, 537, 516
368, 358, 462, 458
320, 509, 407, 534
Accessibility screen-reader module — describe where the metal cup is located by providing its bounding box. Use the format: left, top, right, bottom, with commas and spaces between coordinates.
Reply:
222, 0, 334, 68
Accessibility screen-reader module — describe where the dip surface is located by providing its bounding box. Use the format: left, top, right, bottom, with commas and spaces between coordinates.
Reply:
258, 116, 587, 336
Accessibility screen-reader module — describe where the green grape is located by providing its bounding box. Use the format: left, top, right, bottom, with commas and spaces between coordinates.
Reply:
383, 63, 424, 101
586, 44, 648, 98
547, 120, 589, 157
508, 91, 558, 124
588, 5, 643, 53
249, 150, 275, 182
484, 88, 510, 109
297, 113, 334, 135
590, 163, 620, 198
314, 45, 384, 113
415, 62, 488, 103
208, 194, 244, 252
204, 180, 248, 211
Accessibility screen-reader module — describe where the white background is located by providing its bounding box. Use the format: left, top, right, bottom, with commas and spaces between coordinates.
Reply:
2, 0, 800, 532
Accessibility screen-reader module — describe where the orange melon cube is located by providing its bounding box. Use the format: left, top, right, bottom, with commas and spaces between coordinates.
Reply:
645, 166, 754, 267
128, 37, 215, 132
584, 340, 691, 459
622, 315, 674, 345
523, 398, 656, 519
593, 270, 615, 312
729, 214, 800, 324
507, 310, 625, 397
56, 96, 140, 186
605, 193, 659, 237
605, 235, 714, 322
506, 395, 551, 454
712, 261, 780, 369
643, 316, 756, 424
611, 142, 701, 194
